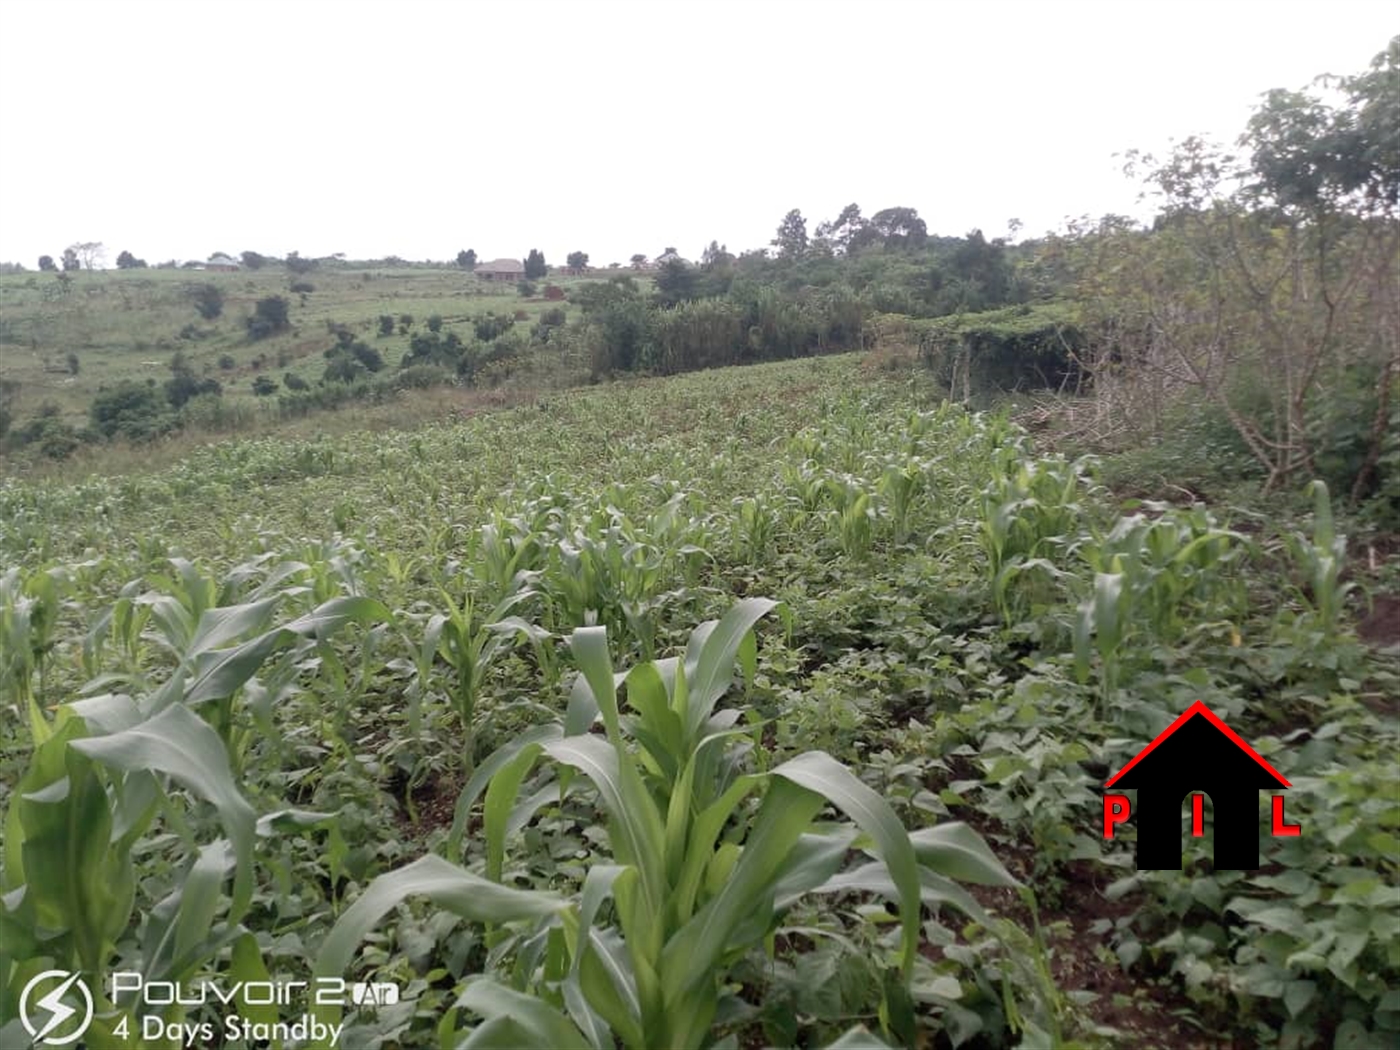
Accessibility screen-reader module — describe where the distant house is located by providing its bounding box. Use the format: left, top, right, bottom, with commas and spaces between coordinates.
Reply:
206, 253, 240, 272
653, 250, 688, 268
477, 258, 525, 281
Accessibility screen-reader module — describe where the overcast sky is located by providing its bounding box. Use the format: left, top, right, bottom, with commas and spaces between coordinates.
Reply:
0, 0, 1392, 268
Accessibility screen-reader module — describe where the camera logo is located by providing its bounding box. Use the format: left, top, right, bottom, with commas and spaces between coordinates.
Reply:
19, 971, 94, 1046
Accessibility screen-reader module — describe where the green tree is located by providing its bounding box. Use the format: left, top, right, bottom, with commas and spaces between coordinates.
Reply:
190, 283, 224, 321
771, 208, 808, 258
285, 251, 317, 275
566, 250, 590, 273
869, 206, 928, 248
251, 375, 279, 396
653, 257, 698, 306
246, 296, 291, 340
240, 251, 268, 270
90, 380, 176, 440
524, 249, 547, 280
115, 250, 147, 269
630, 253, 648, 269
37, 255, 56, 272
61, 248, 80, 272
457, 249, 478, 270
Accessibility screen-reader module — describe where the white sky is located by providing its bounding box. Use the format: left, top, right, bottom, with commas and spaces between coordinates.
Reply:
0, 0, 1393, 268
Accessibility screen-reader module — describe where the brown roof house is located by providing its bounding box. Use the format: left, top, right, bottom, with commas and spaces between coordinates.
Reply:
477, 258, 525, 281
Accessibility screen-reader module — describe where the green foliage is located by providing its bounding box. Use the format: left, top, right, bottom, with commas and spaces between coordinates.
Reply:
1, 355, 1394, 1050
246, 295, 291, 340
524, 249, 548, 280
189, 282, 224, 320
90, 380, 178, 440
251, 375, 279, 396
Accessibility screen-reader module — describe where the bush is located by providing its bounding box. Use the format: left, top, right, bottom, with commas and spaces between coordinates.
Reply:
180, 392, 254, 432
283, 372, 309, 392
472, 312, 514, 342
251, 375, 279, 396
10, 403, 83, 459
351, 343, 384, 372
218, 354, 237, 370
395, 364, 454, 389
190, 284, 224, 321
427, 315, 443, 333
90, 381, 178, 440
378, 315, 395, 337
289, 280, 315, 294
517, 279, 537, 298
65, 352, 80, 376
246, 296, 291, 340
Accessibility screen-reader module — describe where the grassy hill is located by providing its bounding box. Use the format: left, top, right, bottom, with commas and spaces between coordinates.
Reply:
0, 265, 594, 425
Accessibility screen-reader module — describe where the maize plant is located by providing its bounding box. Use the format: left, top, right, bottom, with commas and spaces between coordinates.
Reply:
0, 566, 66, 745
313, 599, 1018, 1049
980, 456, 1092, 624
1081, 507, 1244, 645
1284, 479, 1353, 642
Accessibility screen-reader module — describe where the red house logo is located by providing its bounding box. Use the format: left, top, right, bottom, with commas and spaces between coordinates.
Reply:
1103, 701, 1301, 870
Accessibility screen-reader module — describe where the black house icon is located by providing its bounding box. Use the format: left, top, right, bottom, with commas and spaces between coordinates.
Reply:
1106, 701, 1290, 870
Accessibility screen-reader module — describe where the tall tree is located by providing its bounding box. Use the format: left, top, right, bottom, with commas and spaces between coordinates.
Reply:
771, 209, 808, 258
457, 249, 478, 270
630, 253, 648, 269
115, 250, 147, 269
566, 250, 590, 273
61, 247, 80, 271
37, 255, 56, 272
869, 207, 927, 248
524, 249, 547, 280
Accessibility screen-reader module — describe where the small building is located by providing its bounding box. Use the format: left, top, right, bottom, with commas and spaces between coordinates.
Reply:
477, 258, 525, 281
206, 253, 240, 272
1106, 701, 1290, 870
653, 250, 688, 268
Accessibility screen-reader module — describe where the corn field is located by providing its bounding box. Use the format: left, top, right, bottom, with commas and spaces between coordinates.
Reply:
1, 356, 1395, 1049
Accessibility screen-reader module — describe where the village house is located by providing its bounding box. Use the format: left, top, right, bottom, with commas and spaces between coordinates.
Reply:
205, 253, 240, 272
476, 258, 525, 281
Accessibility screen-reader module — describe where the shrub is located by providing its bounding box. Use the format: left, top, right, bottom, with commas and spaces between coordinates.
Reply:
472, 312, 515, 342
289, 280, 315, 294
283, 372, 309, 391
516, 279, 537, 298
350, 343, 384, 372
378, 315, 395, 337
90, 381, 178, 440
395, 364, 454, 389
246, 296, 291, 340
427, 314, 443, 333
65, 352, 80, 376
190, 283, 224, 321
218, 354, 237, 370
10, 403, 83, 459
251, 375, 279, 396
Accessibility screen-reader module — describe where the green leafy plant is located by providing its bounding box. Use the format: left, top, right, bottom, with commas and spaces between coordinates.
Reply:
315, 599, 1014, 1049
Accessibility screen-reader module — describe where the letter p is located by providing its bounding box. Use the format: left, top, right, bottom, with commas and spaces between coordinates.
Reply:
1103, 794, 1131, 838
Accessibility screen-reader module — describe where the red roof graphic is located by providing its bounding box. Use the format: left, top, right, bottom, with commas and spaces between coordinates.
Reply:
1105, 701, 1290, 789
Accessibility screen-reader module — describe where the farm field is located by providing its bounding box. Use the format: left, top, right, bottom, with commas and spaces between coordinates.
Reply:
2, 355, 1396, 1048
